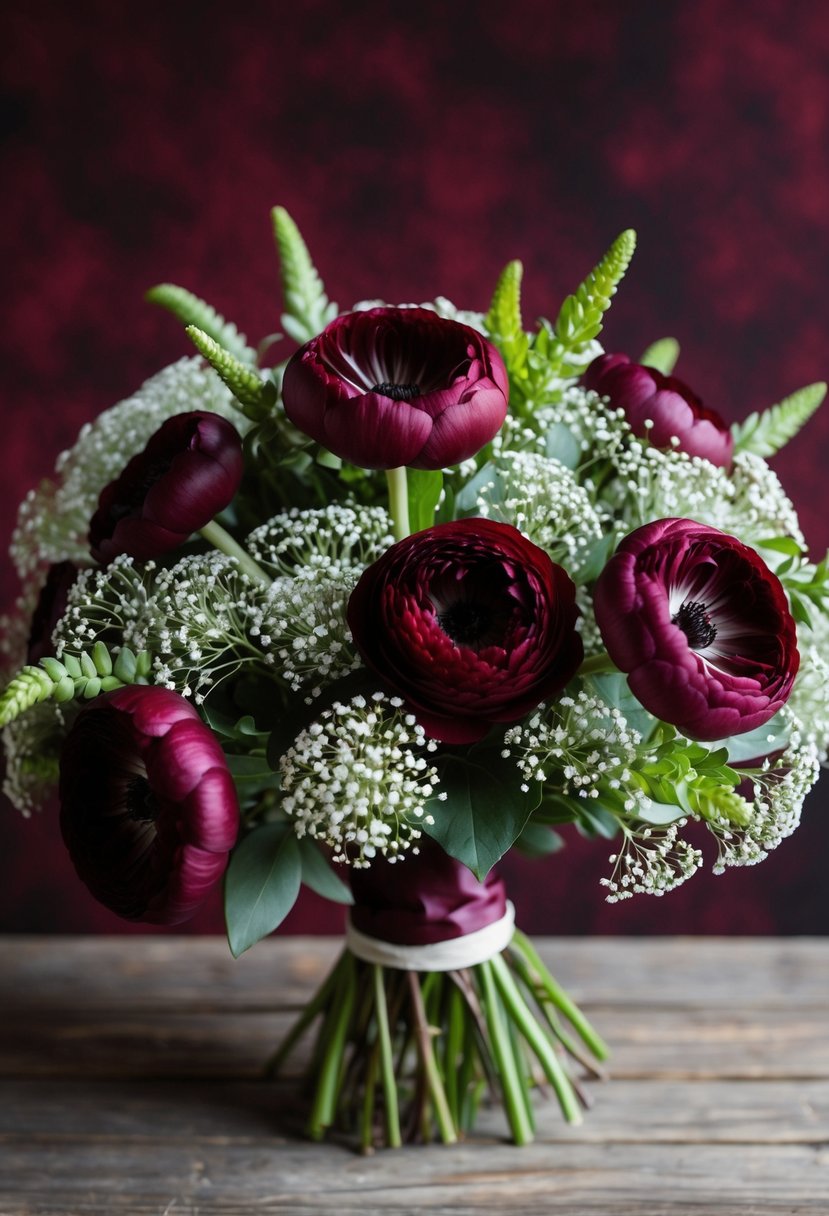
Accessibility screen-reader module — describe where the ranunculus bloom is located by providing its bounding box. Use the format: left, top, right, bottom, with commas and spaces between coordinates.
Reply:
583, 353, 734, 467
281, 307, 509, 470
89, 411, 244, 563
347, 518, 583, 744
593, 518, 799, 740
59, 685, 240, 923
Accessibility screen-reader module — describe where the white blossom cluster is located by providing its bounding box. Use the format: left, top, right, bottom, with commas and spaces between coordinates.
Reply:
2, 700, 68, 816
601, 822, 703, 901
351, 296, 487, 334
278, 693, 443, 865
249, 565, 360, 697
504, 690, 643, 800
54, 556, 154, 656
246, 504, 393, 578
10, 359, 242, 579
141, 552, 263, 702
471, 451, 604, 573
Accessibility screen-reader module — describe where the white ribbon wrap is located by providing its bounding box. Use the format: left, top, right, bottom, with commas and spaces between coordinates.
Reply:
345, 900, 515, 972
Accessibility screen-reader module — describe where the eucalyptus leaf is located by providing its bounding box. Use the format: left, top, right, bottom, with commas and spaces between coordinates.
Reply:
636, 799, 686, 826
454, 461, 503, 514
544, 423, 581, 469
298, 838, 354, 904
575, 802, 619, 840
225, 824, 301, 957
709, 713, 790, 765
587, 672, 655, 739
423, 753, 537, 880
514, 821, 565, 857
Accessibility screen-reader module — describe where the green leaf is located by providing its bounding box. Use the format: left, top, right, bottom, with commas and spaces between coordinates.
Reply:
185, 325, 276, 421
145, 283, 257, 364
544, 422, 581, 469
709, 713, 790, 765
271, 206, 338, 344
756, 535, 803, 557
514, 821, 565, 857
551, 229, 637, 357
485, 260, 529, 379
407, 468, 444, 532
423, 752, 536, 880
636, 799, 685, 826
225, 754, 275, 781
732, 382, 827, 458
575, 531, 617, 584
586, 672, 656, 740
224, 824, 301, 957
574, 802, 619, 839
639, 337, 679, 376
298, 838, 354, 904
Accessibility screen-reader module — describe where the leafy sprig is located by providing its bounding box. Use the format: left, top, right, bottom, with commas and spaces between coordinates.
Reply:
185, 325, 277, 421
732, 382, 827, 458
272, 206, 338, 344
0, 645, 152, 727
146, 283, 257, 364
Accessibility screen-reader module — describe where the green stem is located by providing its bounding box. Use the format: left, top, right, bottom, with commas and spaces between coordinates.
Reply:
385, 466, 410, 541
578, 651, 616, 677
407, 972, 457, 1145
490, 953, 582, 1125
360, 1043, 381, 1154
512, 931, 610, 1061
478, 960, 534, 1146
264, 957, 342, 1077
199, 519, 272, 588
307, 953, 356, 1140
373, 964, 403, 1148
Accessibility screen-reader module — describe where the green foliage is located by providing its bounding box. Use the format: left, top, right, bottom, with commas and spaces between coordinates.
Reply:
297, 837, 354, 904
756, 536, 829, 628
271, 206, 338, 344
546, 229, 636, 372
639, 337, 679, 375
145, 283, 257, 363
224, 821, 302, 956
484, 260, 529, 383
407, 468, 444, 533
423, 749, 539, 880
185, 325, 277, 421
732, 382, 827, 458
0, 645, 151, 727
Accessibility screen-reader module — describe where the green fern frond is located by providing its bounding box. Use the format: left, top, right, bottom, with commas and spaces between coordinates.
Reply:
552, 228, 637, 353
146, 284, 257, 364
271, 206, 338, 344
485, 260, 529, 381
640, 337, 680, 376
185, 326, 277, 421
732, 382, 827, 458
0, 644, 152, 728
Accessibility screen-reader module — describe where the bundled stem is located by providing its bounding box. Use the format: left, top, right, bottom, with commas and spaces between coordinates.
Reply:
269, 941, 607, 1150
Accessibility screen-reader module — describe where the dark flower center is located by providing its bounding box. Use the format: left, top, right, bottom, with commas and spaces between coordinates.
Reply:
673, 600, 717, 649
438, 601, 493, 647
370, 382, 422, 401
124, 775, 160, 824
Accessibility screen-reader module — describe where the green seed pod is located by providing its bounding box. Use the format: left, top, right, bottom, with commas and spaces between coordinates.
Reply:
82, 677, 102, 699
40, 657, 68, 682
80, 652, 98, 680
113, 647, 137, 682
53, 676, 77, 703
92, 642, 113, 676
63, 654, 83, 678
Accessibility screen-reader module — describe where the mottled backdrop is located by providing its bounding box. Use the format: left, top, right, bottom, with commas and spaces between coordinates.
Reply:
2, 0, 828, 935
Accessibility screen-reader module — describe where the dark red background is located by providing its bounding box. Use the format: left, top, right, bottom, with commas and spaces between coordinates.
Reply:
2, 0, 828, 936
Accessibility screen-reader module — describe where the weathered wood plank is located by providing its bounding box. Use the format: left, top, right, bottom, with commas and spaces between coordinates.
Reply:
1, 1077, 828, 1145
1, 1006, 827, 1081
1, 936, 827, 1012
0, 1142, 827, 1213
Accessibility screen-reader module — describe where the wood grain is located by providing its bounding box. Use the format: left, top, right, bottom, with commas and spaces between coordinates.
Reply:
0, 936, 827, 1214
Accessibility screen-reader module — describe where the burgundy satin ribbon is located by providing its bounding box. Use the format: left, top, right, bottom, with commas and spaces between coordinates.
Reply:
349, 839, 507, 946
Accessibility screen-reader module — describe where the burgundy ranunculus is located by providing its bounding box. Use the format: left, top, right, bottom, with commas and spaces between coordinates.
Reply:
593, 518, 799, 741
281, 307, 509, 470
347, 518, 583, 744
89, 411, 244, 563
27, 560, 79, 664
350, 837, 506, 946
583, 353, 734, 467
59, 685, 240, 924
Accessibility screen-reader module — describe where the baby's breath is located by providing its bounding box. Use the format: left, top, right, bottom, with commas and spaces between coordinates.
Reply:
250, 565, 359, 698
247, 504, 393, 578
54, 556, 154, 656
279, 692, 442, 866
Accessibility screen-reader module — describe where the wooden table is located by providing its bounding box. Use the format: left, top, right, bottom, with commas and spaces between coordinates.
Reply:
0, 937, 827, 1214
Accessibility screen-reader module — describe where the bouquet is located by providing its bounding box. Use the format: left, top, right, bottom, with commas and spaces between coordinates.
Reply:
2, 209, 828, 1150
